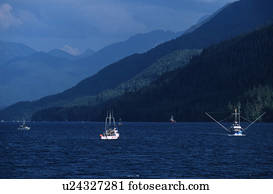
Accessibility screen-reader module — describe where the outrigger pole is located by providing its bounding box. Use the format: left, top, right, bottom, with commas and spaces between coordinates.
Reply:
243, 112, 266, 132
205, 112, 231, 132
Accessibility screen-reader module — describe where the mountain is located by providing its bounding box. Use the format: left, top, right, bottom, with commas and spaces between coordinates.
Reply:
103, 24, 273, 122
66, 49, 201, 107
168, 0, 273, 50
32, 24, 273, 122
47, 31, 178, 74
0, 52, 92, 107
2, 0, 273, 120
0, 30, 179, 108
75, 30, 182, 73
0, 49, 200, 120
183, 2, 230, 35
48, 49, 75, 60
0, 40, 36, 64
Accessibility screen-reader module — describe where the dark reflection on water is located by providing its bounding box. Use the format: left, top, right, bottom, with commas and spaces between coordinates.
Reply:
0, 122, 272, 178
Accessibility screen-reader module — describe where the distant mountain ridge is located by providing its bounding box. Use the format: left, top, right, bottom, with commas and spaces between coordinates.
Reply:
76, 30, 182, 72
183, 2, 230, 35
0, 30, 179, 107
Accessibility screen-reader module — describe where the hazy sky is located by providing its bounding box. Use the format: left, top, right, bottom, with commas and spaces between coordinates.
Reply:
0, 0, 236, 54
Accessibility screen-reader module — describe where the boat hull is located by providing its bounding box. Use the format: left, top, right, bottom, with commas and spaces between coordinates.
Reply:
18, 127, 30, 130
228, 133, 246, 137
100, 134, 119, 140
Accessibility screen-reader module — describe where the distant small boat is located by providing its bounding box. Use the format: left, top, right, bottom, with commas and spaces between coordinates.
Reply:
100, 112, 119, 140
170, 115, 176, 123
206, 107, 265, 136
18, 120, 30, 130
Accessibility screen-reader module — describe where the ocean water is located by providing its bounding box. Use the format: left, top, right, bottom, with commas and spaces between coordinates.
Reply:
0, 121, 272, 178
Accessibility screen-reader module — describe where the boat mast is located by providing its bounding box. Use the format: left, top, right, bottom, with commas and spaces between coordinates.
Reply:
238, 106, 241, 125
234, 108, 240, 125
108, 112, 112, 128
234, 108, 237, 123
112, 111, 116, 128
105, 112, 109, 131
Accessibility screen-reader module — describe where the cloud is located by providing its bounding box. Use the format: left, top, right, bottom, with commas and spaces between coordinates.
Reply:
0, 3, 22, 30
61, 45, 81, 56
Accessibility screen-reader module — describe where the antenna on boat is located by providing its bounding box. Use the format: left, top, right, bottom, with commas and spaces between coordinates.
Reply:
233, 107, 241, 125
105, 111, 109, 131
243, 112, 266, 132
112, 110, 116, 127
205, 112, 231, 132
239, 106, 241, 126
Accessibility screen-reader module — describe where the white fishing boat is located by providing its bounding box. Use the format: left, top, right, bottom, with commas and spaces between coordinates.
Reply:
170, 115, 176, 123
228, 108, 245, 136
18, 120, 31, 130
206, 107, 265, 136
100, 112, 119, 140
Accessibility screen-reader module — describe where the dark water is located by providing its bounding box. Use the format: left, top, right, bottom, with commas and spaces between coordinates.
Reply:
0, 122, 272, 178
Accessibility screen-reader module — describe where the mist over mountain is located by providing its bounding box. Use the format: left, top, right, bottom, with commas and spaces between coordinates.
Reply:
0, 30, 180, 108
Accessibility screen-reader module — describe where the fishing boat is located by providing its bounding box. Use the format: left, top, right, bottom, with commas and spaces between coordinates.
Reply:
205, 107, 265, 136
100, 112, 119, 140
170, 115, 176, 123
229, 108, 244, 136
18, 120, 30, 130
